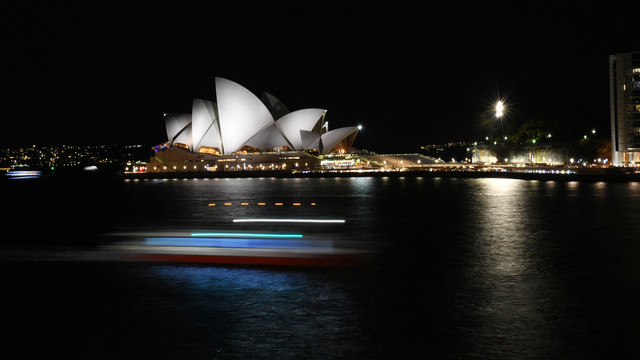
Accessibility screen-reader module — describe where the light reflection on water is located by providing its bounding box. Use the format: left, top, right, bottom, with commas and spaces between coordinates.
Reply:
446, 178, 640, 358
118, 177, 385, 244
462, 178, 553, 357
141, 265, 367, 358
475, 178, 531, 276
5, 176, 640, 358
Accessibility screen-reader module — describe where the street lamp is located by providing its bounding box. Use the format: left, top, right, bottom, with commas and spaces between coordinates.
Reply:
495, 100, 505, 141
495, 101, 504, 118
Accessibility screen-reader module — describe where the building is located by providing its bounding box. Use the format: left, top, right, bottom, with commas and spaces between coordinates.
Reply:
610, 51, 640, 166
149, 77, 360, 172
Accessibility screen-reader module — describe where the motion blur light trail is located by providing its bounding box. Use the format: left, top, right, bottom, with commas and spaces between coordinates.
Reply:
101, 225, 373, 267
5, 170, 41, 179
190, 232, 303, 238
232, 218, 346, 224
144, 237, 331, 249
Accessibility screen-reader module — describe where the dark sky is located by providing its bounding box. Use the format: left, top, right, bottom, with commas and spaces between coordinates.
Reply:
2, 1, 638, 152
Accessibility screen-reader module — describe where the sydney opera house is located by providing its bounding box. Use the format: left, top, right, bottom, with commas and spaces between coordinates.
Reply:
148, 77, 360, 172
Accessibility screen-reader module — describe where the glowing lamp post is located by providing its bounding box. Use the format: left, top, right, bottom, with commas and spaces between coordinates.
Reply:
495, 101, 504, 118
495, 100, 505, 141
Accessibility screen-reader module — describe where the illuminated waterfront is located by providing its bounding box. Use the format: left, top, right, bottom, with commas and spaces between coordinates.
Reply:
2, 176, 640, 358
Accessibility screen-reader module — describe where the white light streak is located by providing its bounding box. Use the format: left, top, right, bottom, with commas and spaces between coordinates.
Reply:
233, 218, 346, 224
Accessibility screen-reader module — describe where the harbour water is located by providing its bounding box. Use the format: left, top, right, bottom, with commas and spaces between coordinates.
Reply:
2, 175, 640, 359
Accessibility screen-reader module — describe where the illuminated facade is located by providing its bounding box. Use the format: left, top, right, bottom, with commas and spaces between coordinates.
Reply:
610, 51, 640, 166
162, 77, 359, 156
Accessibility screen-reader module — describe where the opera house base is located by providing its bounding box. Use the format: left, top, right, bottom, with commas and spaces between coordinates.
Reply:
147, 146, 322, 173
140, 146, 437, 177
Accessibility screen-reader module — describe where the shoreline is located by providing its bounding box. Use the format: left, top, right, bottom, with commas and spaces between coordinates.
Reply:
121, 168, 640, 182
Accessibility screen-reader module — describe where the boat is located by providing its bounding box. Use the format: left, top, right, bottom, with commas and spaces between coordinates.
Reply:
100, 228, 374, 267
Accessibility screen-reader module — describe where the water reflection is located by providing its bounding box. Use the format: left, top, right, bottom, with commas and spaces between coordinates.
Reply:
462, 178, 553, 357
145, 265, 368, 358
475, 178, 530, 276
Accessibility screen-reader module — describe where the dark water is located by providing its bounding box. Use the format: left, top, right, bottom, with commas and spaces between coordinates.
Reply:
2, 175, 640, 359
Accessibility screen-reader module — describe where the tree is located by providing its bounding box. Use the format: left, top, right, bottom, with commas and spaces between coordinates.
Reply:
511, 117, 559, 144
474, 110, 497, 140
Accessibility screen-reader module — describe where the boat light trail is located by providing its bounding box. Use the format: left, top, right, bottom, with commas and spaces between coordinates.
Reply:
144, 237, 330, 249
233, 218, 346, 224
191, 232, 303, 238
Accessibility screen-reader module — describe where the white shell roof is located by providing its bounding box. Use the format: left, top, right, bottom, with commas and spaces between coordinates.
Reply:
244, 123, 291, 149
261, 92, 290, 120
174, 124, 193, 149
320, 126, 359, 154
191, 99, 221, 152
165, 114, 192, 149
275, 108, 325, 150
215, 77, 275, 153
163, 78, 358, 155
300, 130, 321, 150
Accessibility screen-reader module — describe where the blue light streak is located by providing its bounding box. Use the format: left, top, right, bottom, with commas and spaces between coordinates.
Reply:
190, 232, 303, 238
5, 170, 41, 179
144, 237, 329, 249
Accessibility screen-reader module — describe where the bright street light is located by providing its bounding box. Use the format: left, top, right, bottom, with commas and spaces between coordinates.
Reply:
494, 100, 505, 142
495, 101, 504, 118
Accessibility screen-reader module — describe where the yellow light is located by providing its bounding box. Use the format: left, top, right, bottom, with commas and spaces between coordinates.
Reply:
258, 202, 266, 206
275, 202, 283, 206
208, 203, 216, 207
241, 202, 249, 206
310, 202, 316, 206
224, 202, 232, 206
293, 202, 301, 206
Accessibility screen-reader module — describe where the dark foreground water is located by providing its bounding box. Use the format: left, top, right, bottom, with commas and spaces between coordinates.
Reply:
2, 175, 640, 359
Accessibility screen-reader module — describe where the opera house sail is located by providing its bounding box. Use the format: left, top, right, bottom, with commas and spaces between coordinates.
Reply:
150, 77, 360, 172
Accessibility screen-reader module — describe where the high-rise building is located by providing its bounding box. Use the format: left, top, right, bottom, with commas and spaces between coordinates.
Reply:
610, 51, 640, 166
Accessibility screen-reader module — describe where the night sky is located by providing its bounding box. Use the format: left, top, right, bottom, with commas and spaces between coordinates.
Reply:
3, 2, 638, 153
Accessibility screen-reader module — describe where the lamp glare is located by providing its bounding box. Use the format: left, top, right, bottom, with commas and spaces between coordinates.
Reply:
495, 101, 504, 118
